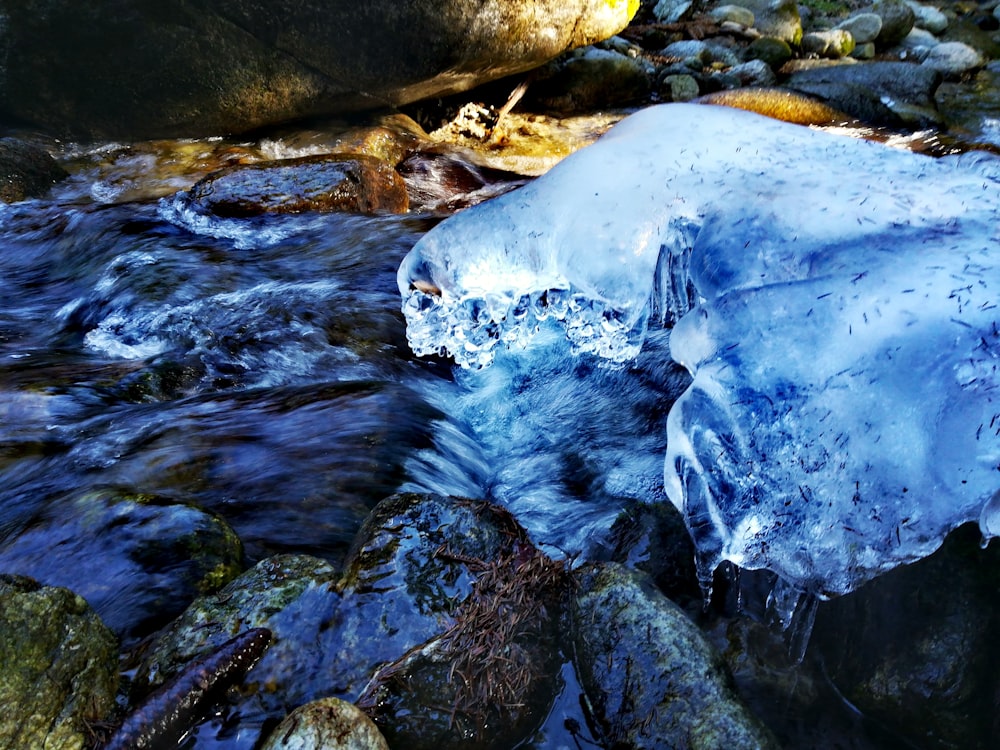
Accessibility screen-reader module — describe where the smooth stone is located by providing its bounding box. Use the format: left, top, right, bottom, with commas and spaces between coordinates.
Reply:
697, 88, 854, 125
182, 154, 410, 217
0, 0, 639, 140
921, 40, 986, 75
261, 698, 389, 750
661, 74, 702, 102
836, 12, 884, 44
802, 29, 857, 58
709, 4, 756, 27
0, 489, 243, 645
653, 0, 694, 22
572, 562, 778, 749
728, 59, 779, 86
872, 0, 917, 46
0, 575, 118, 750
0, 137, 66, 202
905, 0, 949, 33
851, 41, 878, 58
743, 36, 794, 68
736, 0, 803, 45
527, 47, 653, 114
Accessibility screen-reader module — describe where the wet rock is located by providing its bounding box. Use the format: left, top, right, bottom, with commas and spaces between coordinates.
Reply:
697, 88, 854, 125
922, 40, 986, 76
572, 562, 778, 749
0, 0, 639, 140
737, 0, 803, 45
743, 36, 794, 69
813, 524, 1000, 750
872, 0, 917, 46
182, 154, 409, 218
527, 47, 653, 114
836, 12, 884, 45
802, 29, 857, 58
0, 574, 118, 750
0, 488, 243, 644
261, 698, 389, 750
0, 137, 67, 202
137, 494, 567, 748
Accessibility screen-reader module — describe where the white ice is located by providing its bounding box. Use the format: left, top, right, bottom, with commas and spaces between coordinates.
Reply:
398, 103, 1000, 597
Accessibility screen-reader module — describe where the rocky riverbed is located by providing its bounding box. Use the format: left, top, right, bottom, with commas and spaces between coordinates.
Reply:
2, 0, 1000, 748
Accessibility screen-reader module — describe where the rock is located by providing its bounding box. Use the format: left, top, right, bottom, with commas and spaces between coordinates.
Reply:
802, 29, 857, 58
0, 574, 118, 750
785, 60, 942, 124
527, 47, 653, 114
836, 12, 884, 44
813, 524, 1000, 750
736, 0, 803, 45
709, 4, 756, 27
906, 0, 949, 33
180, 154, 409, 217
728, 59, 779, 87
0, 489, 243, 644
652, 0, 695, 23
661, 74, 703, 102
572, 563, 778, 749
872, 0, 917, 46
697, 88, 854, 126
0, 137, 67, 202
743, 36, 794, 69
0, 0, 639, 140
851, 41, 878, 58
922, 40, 986, 76
137, 494, 567, 748
261, 698, 389, 750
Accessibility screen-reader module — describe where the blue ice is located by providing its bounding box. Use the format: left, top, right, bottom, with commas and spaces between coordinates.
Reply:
398, 103, 1000, 597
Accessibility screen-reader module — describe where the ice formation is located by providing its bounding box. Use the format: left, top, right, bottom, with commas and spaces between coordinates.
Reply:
398, 103, 1000, 597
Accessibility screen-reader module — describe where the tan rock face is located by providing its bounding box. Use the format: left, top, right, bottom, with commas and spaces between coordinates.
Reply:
0, 0, 638, 140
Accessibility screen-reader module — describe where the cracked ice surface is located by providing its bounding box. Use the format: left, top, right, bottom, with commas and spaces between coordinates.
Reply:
399, 103, 1000, 596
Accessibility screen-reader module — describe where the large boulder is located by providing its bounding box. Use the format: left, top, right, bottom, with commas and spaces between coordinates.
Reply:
0, 0, 638, 140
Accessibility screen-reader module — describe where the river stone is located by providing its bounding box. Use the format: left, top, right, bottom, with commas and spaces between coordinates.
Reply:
572, 563, 778, 749
0, 0, 638, 140
802, 29, 857, 58
906, 0, 949, 34
527, 47, 653, 114
921, 40, 986, 76
872, 0, 917, 46
836, 12, 884, 44
0, 489, 243, 644
0, 137, 67, 202
813, 524, 1000, 749
261, 698, 389, 750
735, 0, 803, 45
181, 154, 409, 218
743, 36, 794, 69
0, 574, 118, 750
653, 0, 695, 22
709, 4, 756, 27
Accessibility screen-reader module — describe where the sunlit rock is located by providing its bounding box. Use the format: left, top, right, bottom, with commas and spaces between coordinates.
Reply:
0, 0, 639, 140
261, 698, 389, 750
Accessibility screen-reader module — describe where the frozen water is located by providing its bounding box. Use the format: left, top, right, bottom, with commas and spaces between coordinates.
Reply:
399, 103, 1000, 596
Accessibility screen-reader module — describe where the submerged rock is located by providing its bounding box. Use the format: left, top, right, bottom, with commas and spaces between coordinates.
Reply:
0, 488, 243, 644
572, 563, 778, 749
0, 0, 639, 140
0, 137, 67, 202
0, 574, 118, 750
182, 154, 410, 217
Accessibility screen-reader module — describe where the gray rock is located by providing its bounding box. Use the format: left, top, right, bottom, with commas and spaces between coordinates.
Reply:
836, 12, 884, 45
572, 563, 778, 749
922, 41, 986, 76
851, 41, 878, 58
905, 0, 949, 33
0, 137, 66, 202
872, 0, 917, 46
527, 47, 653, 114
653, 0, 695, 22
729, 59, 779, 86
261, 698, 389, 750
802, 29, 857, 58
0, 575, 118, 750
743, 36, 794, 69
736, 0, 803, 45
0, 489, 243, 644
661, 74, 702, 102
0, 0, 638, 140
709, 4, 756, 27
786, 60, 941, 110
